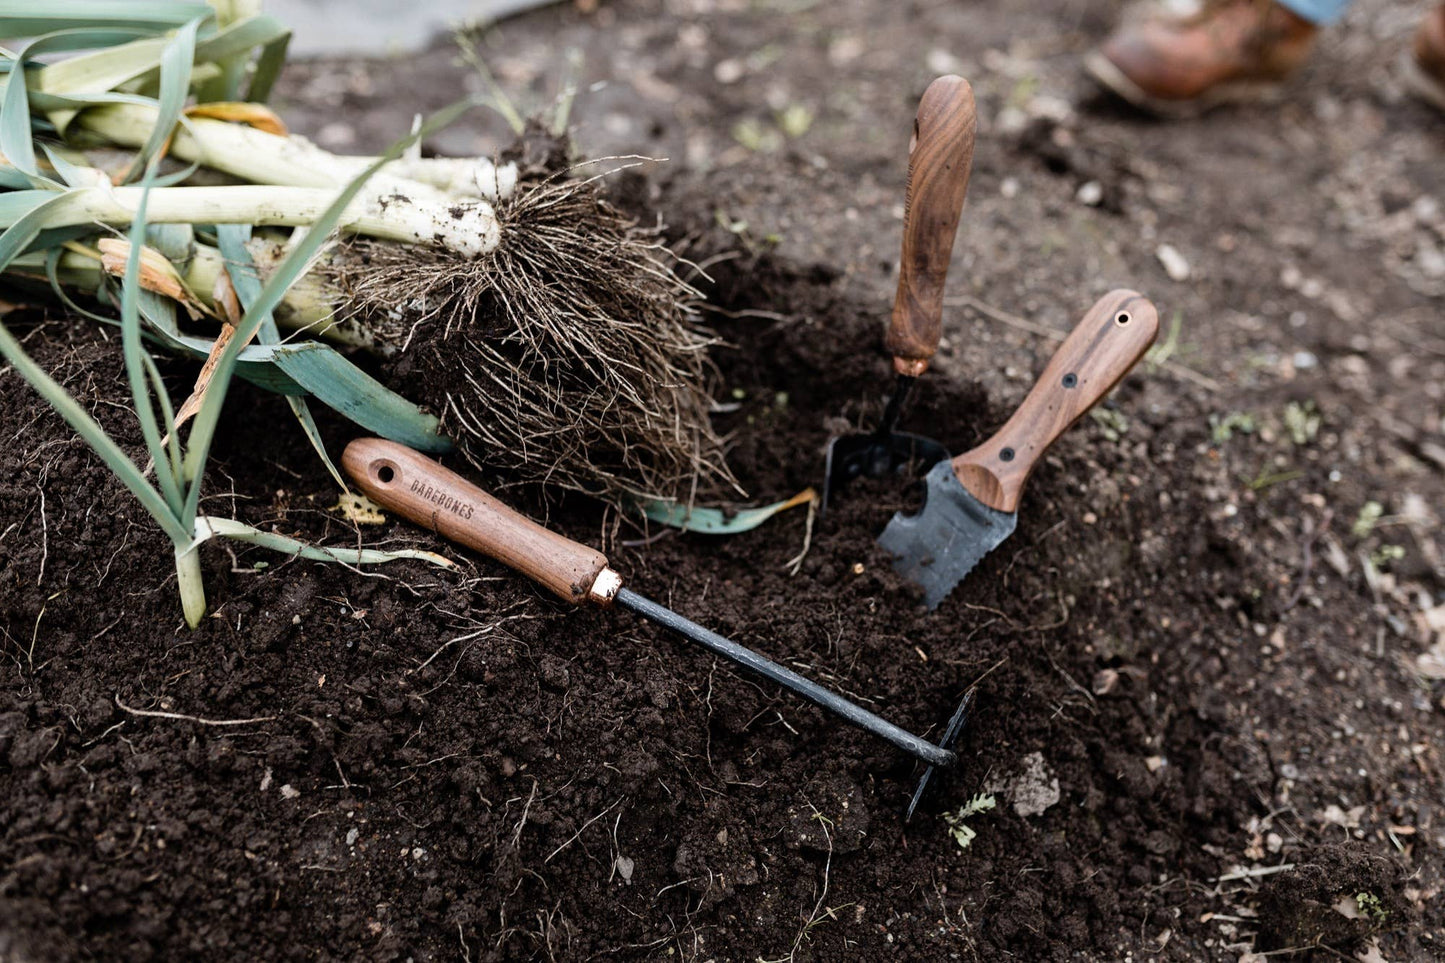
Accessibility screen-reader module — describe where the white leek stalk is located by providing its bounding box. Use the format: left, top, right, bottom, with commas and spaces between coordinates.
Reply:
174, 543, 206, 629
79, 103, 518, 201
17, 243, 359, 346
37, 178, 500, 257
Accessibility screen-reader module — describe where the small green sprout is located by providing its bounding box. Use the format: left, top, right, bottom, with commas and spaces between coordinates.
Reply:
1209, 411, 1257, 444
942, 793, 996, 851
1283, 400, 1322, 445
1352, 501, 1384, 538
1146, 310, 1184, 368
1370, 544, 1405, 568
1355, 892, 1389, 922
1246, 466, 1303, 491
1090, 408, 1130, 442
776, 104, 814, 138
731, 118, 781, 153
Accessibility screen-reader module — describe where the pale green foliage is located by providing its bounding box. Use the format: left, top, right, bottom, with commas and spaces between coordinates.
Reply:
1370, 544, 1405, 568
942, 793, 996, 851
1283, 400, 1322, 446
1352, 501, 1384, 538
1090, 407, 1129, 442
1209, 411, 1256, 444
1355, 891, 1389, 922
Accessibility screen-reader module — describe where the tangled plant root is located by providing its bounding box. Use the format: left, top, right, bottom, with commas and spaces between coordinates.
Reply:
328, 167, 739, 507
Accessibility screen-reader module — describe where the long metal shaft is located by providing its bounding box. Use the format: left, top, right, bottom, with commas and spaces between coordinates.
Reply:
614, 588, 957, 769
875, 373, 917, 438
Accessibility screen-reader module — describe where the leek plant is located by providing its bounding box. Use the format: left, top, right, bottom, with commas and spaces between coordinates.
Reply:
0, 5, 454, 626
1, 0, 736, 513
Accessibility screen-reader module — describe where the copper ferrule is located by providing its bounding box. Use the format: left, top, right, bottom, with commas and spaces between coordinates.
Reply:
893, 356, 929, 378
588, 567, 624, 605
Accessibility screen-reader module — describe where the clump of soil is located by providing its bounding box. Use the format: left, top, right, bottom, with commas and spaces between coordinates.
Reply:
1255, 844, 1412, 952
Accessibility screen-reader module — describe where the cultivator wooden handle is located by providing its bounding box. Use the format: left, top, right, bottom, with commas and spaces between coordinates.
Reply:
884, 74, 977, 377
342, 438, 614, 603
950, 289, 1159, 513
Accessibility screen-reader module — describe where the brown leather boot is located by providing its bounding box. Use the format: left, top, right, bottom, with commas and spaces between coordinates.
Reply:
1407, 4, 1445, 111
1086, 0, 1319, 114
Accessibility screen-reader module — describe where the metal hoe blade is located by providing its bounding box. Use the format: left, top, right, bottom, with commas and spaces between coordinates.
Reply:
877, 460, 1018, 610
906, 689, 975, 822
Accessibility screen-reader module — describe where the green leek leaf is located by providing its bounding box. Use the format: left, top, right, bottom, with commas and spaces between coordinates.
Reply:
193, 516, 455, 569
638, 488, 816, 534
216, 222, 347, 490
270, 343, 451, 453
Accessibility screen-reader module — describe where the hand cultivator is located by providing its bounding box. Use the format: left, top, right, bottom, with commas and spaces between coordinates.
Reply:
345, 438, 974, 813
822, 75, 976, 514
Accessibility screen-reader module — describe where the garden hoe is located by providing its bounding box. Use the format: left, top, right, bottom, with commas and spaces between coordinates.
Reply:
878, 289, 1160, 609
821, 74, 976, 514
343, 438, 973, 816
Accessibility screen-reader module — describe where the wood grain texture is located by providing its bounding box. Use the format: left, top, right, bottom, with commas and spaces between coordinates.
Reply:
951, 290, 1159, 512
342, 438, 610, 604
883, 74, 977, 375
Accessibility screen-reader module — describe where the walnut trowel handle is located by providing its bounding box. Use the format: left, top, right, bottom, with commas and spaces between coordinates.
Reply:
884, 75, 977, 377
342, 438, 615, 604
950, 290, 1159, 513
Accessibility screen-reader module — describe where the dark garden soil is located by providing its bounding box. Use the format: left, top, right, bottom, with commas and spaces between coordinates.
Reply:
3, 0, 1445, 960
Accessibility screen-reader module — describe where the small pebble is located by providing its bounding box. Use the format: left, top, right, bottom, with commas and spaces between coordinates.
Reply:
1076, 180, 1103, 206
996, 106, 1028, 134
925, 48, 962, 74
1420, 244, 1445, 279
714, 59, 744, 84
1156, 244, 1191, 281
1000, 177, 1020, 199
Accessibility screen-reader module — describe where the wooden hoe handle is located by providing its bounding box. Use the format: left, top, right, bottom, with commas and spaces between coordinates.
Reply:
342, 438, 612, 604
884, 74, 978, 376
950, 290, 1159, 513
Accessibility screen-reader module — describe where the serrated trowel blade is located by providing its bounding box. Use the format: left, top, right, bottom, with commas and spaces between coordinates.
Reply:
877, 460, 1018, 610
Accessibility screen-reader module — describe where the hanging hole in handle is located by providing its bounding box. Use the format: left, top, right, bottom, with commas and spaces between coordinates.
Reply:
376, 463, 396, 484
1115, 312, 1131, 326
